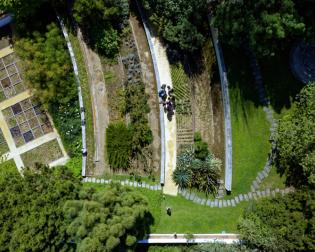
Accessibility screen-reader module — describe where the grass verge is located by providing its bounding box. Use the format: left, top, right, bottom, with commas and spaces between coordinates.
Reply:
223, 46, 271, 195
68, 33, 95, 174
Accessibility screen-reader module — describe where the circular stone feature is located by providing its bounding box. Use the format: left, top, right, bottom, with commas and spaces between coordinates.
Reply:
291, 41, 315, 84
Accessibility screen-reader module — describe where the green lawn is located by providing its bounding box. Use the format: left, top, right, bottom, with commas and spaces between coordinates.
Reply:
84, 183, 247, 233
258, 165, 286, 191
68, 33, 95, 174
224, 46, 271, 195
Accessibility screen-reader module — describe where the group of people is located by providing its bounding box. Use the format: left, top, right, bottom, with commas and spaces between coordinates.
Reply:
158, 84, 175, 117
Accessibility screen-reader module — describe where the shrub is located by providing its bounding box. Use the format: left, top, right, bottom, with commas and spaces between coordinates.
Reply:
106, 122, 133, 169
96, 27, 120, 57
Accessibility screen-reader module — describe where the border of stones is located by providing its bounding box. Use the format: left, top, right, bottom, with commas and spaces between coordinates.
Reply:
82, 177, 162, 191
135, 0, 165, 186
57, 16, 87, 177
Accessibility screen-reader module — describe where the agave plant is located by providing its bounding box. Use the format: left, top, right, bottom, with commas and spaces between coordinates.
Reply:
172, 168, 191, 190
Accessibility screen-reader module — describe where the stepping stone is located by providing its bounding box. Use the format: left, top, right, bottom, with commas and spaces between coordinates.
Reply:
206, 199, 211, 206
252, 180, 258, 190
185, 192, 190, 200
234, 196, 240, 204
284, 188, 291, 194
244, 194, 249, 201
271, 190, 276, 197
92, 177, 96, 183
251, 185, 255, 192
231, 199, 236, 206
189, 193, 195, 200
227, 200, 231, 206
120, 180, 124, 185
105, 180, 109, 184
100, 179, 104, 184
223, 200, 227, 207
256, 176, 262, 183
219, 200, 223, 208
157, 185, 162, 190
86, 177, 91, 182
239, 194, 244, 201
214, 199, 219, 207
210, 201, 215, 207
257, 191, 262, 197
150, 185, 154, 190
266, 188, 271, 196
258, 172, 265, 180
201, 199, 206, 205
280, 189, 285, 196
197, 198, 202, 204
146, 184, 150, 189
275, 188, 280, 193
261, 190, 266, 197
141, 183, 146, 188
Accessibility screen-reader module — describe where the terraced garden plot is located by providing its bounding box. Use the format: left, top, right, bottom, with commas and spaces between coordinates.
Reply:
0, 52, 25, 102
0, 128, 9, 155
21, 139, 63, 168
3, 98, 53, 147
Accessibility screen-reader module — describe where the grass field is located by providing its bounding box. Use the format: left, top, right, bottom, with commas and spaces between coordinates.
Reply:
21, 139, 63, 168
68, 33, 95, 174
223, 47, 271, 195
84, 183, 247, 233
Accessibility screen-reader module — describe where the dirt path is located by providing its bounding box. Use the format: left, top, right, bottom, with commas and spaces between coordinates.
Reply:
77, 29, 109, 176
129, 15, 161, 174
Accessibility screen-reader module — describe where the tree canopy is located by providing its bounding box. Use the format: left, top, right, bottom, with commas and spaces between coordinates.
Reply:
14, 23, 76, 107
238, 190, 315, 251
64, 184, 151, 251
140, 0, 208, 52
214, 0, 305, 57
0, 164, 151, 251
276, 84, 315, 188
0, 164, 80, 251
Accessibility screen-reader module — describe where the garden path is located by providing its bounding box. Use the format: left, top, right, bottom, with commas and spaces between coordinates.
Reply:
77, 29, 110, 176
151, 37, 178, 196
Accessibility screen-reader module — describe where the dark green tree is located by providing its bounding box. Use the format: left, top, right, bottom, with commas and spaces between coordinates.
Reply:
14, 23, 76, 107
193, 132, 209, 160
276, 84, 315, 188
238, 190, 315, 251
140, 0, 208, 52
64, 183, 151, 251
214, 0, 305, 57
0, 164, 80, 251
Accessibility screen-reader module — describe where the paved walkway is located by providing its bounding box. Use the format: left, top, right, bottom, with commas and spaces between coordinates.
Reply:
138, 233, 240, 244
151, 38, 177, 196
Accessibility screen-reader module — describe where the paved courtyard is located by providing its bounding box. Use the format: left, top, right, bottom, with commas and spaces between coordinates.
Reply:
0, 46, 69, 171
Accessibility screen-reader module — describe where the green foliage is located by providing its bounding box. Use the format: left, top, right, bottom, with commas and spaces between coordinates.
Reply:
125, 83, 152, 155
73, 0, 129, 57
141, 0, 208, 52
276, 84, 315, 188
193, 132, 209, 160
14, 23, 76, 106
0, 165, 80, 251
106, 122, 133, 169
173, 148, 221, 196
14, 23, 81, 156
64, 183, 151, 251
238, 190, 315, 251
96, 27, 120, 57
214, 0, 305, 57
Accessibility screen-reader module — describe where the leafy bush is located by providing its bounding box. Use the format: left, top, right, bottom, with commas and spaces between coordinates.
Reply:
96, 27, 120, 57
193, 132, 209, 160
106, 122, 133, 170
173, 148, 221, 196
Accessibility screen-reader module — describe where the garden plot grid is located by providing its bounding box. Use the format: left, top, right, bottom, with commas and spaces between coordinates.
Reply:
0, 52, 25, 102
3, 98, 53, 147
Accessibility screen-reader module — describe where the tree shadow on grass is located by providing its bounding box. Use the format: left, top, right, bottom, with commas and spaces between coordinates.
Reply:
222, 45, 261, 127
260, 49, 304, 114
